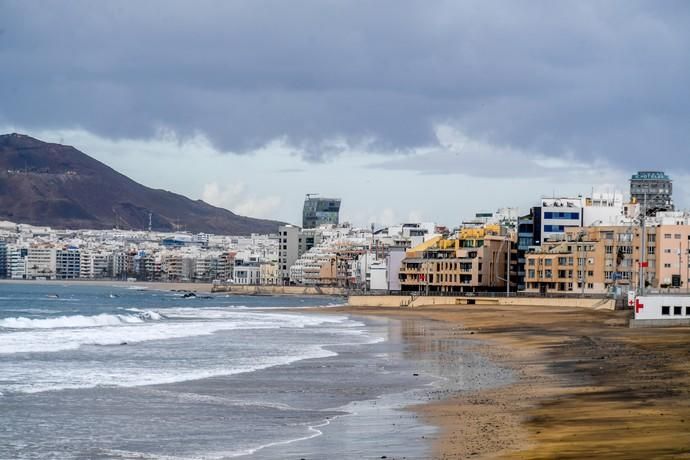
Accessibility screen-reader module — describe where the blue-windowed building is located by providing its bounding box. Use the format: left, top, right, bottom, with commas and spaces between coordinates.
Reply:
539, 197, 583, 243
516, 211, 537, 291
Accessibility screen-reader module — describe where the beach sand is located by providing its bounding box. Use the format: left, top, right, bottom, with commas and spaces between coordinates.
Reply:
335, 303, 690, 459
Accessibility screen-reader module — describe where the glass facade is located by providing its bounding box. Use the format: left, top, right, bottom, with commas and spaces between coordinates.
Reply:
302, 197, 341, 229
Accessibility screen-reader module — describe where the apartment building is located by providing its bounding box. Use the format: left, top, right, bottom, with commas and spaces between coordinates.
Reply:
25, 247, 57, 279
399, 225, 514, 294
233, 262, 260, 285
56, 247, 81, 279
524, 221, 690, 294
80, 251, 112, 279
0, 239, 6, 278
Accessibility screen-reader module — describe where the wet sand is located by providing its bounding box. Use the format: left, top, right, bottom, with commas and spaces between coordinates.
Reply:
334, 303, 690, 459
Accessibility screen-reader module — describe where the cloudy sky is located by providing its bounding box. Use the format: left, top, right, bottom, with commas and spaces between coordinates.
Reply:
2, 1, 689, 226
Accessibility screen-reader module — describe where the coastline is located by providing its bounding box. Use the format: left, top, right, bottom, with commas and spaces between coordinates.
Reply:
0, 278, 214, 292
333, 302, 690, 459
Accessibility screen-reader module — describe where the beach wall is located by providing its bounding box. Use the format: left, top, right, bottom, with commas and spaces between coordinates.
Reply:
347, 295, 616, 310
211, 285, 346, 296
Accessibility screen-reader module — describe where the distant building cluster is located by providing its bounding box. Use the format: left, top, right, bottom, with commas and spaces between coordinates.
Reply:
1, 172, 688, 297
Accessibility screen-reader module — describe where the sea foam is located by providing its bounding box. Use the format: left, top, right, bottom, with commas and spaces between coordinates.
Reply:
0, 311, 350, 354
0, 313, 148, 329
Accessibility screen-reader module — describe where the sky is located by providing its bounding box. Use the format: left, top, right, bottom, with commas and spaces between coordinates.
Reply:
2, 1, 690, 227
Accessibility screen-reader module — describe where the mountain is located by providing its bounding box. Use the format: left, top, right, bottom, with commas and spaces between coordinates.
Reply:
0, 133, 283, 235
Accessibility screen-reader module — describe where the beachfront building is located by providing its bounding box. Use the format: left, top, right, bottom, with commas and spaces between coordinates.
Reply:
278, 225, 303, 284
80, 251, 113, 279
233, 261, 260, 285
7, 245, 27, 279
524, 216, 690, 295
260, 261, 279, 285
25, 247, 57, 279
399, 224, 514, 294
516, 212, 537, 291
0, 239, 6, 278
56, 247, 81, 279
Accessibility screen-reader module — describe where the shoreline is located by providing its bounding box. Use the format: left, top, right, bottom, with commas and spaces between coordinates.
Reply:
334, 303, 690, 459
0, 278, 214, 292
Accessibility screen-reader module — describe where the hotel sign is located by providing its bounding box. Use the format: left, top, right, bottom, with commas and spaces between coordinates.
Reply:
632, 171, 668, 180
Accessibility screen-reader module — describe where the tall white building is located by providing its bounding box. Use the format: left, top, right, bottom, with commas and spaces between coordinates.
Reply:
539, 197, 584, 243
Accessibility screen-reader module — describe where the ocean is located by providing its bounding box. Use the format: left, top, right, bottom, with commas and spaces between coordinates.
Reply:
0, 283, 510, 459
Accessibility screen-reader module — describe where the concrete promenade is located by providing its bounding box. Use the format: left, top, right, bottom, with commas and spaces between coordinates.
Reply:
347, 294, 616, 310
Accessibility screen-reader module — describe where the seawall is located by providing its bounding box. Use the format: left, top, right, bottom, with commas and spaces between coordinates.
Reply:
347, 295, 616, 310
211, 284, 346, 296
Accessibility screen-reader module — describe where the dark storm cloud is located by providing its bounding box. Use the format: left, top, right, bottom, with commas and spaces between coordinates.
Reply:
1, 0, 689, 167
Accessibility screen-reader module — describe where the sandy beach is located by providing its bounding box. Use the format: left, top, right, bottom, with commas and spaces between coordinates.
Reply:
335, 302, 690, 459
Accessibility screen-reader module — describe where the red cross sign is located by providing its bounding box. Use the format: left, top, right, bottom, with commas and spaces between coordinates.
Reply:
635, 298, 644, 314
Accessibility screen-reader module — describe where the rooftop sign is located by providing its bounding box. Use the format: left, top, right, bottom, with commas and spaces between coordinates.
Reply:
631, 171, 670, 180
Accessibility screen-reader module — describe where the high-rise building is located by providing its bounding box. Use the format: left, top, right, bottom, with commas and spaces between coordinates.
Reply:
302, 195, 341, 229
630, 171, 673, 215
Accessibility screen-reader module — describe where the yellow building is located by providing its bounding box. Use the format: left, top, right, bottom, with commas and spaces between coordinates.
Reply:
399, 225, 514, 294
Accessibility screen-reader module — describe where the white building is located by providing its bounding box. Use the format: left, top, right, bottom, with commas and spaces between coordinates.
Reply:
80, 251, 112, 279
582, 191, 625, 227
26, 247, 56, 279
632, 295, 690, 326
233, 263, 260, 285
540, 197, 584, 243
278, 225, 302, 283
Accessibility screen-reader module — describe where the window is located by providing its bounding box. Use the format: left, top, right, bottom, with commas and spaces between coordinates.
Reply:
664, 234, 672, 239
587, 283, 593, 289
674, 306, 683, 316
648, 234, 656, 243
528, 259, 535, 266
545, 270, 553, 278
686, 307, 690, 316
602, 231, 614, 240
544, 225, 565, 232
545, 259, 553, 266
664, 263, 672, 268
587, 270, 594, 277
605, 271, 613, 279
662, 306, 670, 315
664, 248, 672, 254
544, 212, 579, 220
648, 247, 655, 255
528, 269, 535, 278
605, 246, 613, 254
675, 234, 682, 239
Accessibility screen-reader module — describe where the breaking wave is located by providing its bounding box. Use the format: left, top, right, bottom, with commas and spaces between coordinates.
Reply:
0, 312, 163, 329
